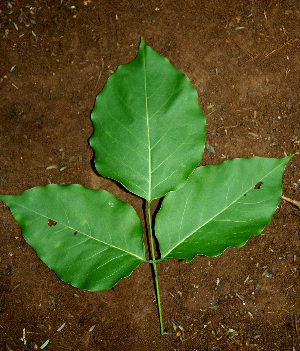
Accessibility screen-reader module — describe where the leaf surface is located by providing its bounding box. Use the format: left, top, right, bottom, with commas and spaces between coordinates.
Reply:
155, 156, 292, 261
90, 39, 205, 201
0, 185, 145, 291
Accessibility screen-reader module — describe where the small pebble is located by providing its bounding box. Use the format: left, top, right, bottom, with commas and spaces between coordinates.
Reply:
206, 143, 215, 153
57, 323, 65, 332
264, 270, 272, 278
89, 325, 96, 333
46, 165, 57, 170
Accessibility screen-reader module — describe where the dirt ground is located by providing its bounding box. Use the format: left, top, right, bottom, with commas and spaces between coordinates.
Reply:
0, 0, 299, 350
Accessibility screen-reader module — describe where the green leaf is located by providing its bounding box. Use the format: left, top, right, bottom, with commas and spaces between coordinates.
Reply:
0, 185, 145, 291
90, 39, 205, 201
155, 156, 292, 261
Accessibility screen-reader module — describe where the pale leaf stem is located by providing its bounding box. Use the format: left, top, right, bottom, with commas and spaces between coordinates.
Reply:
147, 201, 164, 334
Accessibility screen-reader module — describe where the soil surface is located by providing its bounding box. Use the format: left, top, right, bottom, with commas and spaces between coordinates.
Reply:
0, 1, 299, 350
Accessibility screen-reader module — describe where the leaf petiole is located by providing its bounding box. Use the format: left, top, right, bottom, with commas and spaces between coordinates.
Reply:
147, 202, 164, 334
145, 258, 163, 264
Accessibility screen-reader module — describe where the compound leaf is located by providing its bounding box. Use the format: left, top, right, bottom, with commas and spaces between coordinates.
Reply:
155, 156, 292, 261
0, 185, 145, 291
90, 39, 205, 201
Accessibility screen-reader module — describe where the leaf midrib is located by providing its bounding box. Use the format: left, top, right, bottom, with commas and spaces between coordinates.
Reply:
143, 45, 152, 202
7, 200, 145, 261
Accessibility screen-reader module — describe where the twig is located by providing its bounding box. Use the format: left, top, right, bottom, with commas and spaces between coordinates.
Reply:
22, 328, 26, 345
281, 195, 300, 210
246, 38, 297, 61
294, 313, 298, 335
265, 38, 295, 57
217, 123, 239, 130
96, 43, 105, 87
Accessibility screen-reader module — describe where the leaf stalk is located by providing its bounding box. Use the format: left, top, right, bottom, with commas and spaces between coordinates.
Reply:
147, 201, 164, 334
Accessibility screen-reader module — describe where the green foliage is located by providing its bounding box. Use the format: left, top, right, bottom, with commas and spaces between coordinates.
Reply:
0, 185, 144, 291
90, 39, 205, 201
156, 156, 291, 261
0, 39, 292, 333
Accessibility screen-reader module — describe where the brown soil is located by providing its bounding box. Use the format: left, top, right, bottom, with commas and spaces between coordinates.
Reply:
0, 1, 299, 350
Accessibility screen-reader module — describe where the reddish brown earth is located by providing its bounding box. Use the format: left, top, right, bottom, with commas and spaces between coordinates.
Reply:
0, 1, 299, 350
